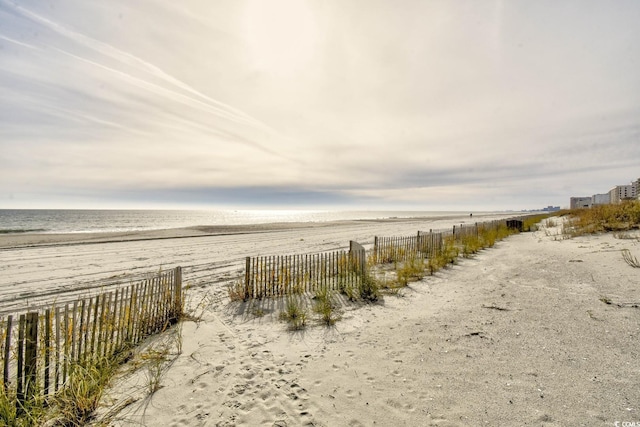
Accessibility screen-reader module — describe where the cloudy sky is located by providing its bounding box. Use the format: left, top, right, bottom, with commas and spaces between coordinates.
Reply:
1, 0, 639, 211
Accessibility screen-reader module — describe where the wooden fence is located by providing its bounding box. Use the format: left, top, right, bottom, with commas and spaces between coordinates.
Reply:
243, 241, 367, 299
374, 219, 521, 264
373, 233, 422, 263
0, 266, 183, 411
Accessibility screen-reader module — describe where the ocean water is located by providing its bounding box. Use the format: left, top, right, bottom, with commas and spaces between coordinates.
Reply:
0, 209, 483, 234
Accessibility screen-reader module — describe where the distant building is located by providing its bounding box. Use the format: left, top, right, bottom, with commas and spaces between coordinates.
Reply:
542, 206, 560, 212
570, 177, 640, 208
609, 185, 635, 204
570, 197, 592, 209
592, 193, 610, 205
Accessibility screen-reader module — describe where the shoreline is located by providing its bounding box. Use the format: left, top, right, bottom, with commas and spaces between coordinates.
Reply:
0, 213, 508, 249
0, 212, 516, 315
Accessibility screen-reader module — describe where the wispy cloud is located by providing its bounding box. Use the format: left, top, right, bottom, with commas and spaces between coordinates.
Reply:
5, 1, 268, 129
2, 0, 640, 209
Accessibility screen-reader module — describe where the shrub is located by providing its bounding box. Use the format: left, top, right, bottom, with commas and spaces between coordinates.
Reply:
358, 273, 380, 302
279, 296, 307, 330
313, 287, 341, 325
566, 200, 640, 236
396, 257, 426, 286
227, 280, 246, 302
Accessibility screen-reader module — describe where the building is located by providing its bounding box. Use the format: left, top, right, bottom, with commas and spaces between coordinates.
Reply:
570, 197, 592, 209
609, 185, 635, 204
570, 177, 640, 208
592, 193, 610, 205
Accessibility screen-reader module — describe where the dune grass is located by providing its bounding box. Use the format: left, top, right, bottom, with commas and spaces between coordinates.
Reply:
313, 287, 341, 326
0, 351, 130, 427
622, 249, 640, 268
396, 256, 426, 286
227, 280, 246, 302
564, 200, 640, 237
279, 296, 308, 330
0, 269, 185, 427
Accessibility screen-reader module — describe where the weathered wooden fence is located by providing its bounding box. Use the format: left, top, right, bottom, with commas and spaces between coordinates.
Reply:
243, 241, 367, 299
374, 218, 522, 264
0, 266, 183, 411
418, 229, 451, 259
373, 228, 456, 264
373, 233, 422, 263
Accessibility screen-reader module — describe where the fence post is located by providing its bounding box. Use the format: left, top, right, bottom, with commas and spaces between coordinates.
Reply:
25, 312, 38, 407
244, 257, 251, 300
373, 236, 378, 263
349, 241, 366, 277
44, 309, 51, 397
173, 266, 182, 320
3, 315, 12, 393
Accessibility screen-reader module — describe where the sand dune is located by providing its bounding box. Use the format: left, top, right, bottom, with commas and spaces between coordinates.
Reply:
79, 219, 640, 426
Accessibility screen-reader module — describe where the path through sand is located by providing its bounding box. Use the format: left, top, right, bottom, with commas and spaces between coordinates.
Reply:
94, 222, 640, 426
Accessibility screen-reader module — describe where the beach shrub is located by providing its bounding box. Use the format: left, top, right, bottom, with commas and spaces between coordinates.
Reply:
44, 354, 124, 426
0, 381, 47, 427
227, 280, 246, 302
427, 238, 456, 275
460, 234, 482, 257
396, 256, 426, 286
357, 273, 380, 302
340, 282, 360, 302
566, 201, 640, 236
313, 287, 341, 325
279, 296, 307, 330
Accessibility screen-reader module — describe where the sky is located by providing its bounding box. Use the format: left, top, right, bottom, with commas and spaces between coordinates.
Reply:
1, 0, 639, 211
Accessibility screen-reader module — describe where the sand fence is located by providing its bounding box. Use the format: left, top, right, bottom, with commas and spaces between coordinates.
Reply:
372, 219, 521, 264
243, 241, 367, 299
242, 217, 531, 301
0, 266, 183, 413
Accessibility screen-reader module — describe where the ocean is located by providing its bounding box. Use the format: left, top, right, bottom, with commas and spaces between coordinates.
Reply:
0, 209, 485, 234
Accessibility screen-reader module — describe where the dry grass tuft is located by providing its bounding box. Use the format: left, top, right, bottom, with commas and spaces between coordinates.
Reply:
622, 249, 640, 268
313, 287, 341, 325
279, 296, 307, 330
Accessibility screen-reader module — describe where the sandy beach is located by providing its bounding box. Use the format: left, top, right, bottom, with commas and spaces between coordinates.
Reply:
0, 213, 507, 315
2, 214, 639, 425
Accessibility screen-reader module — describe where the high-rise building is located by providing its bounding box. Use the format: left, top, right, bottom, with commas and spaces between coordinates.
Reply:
609, 185, 634, 204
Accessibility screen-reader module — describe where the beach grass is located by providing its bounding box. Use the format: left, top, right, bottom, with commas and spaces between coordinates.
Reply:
622, 249, 640, 268
395, 256, 426, 286
0, 352, 128, 427
313, 287, 341, 326
227, 280, 246, 302
564, 200, 640, 237
279, 296, 307, 330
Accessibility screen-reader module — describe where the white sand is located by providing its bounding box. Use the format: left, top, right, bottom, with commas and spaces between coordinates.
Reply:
0, 213, 505, 315
94, 221, 640, 426
3, 214, 640, 425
